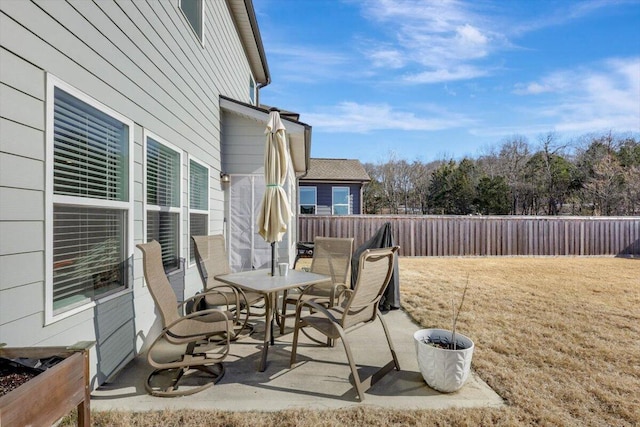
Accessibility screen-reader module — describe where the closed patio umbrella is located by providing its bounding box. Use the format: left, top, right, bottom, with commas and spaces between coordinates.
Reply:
257, 109, 292, 275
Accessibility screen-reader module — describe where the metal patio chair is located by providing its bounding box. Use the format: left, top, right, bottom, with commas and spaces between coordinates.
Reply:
192, 234, 266, 337
137, 240, 233, 397
279, 237, 354, 336
289, 246, 401, 401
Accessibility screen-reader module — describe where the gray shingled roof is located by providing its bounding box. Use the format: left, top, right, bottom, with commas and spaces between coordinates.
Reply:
301, 158, 370, 182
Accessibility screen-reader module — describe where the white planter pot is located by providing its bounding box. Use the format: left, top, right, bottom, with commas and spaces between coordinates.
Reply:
413, 328, 474, 393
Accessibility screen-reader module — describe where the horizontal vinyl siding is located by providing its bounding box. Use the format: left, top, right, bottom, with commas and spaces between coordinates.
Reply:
1, 0, 253, 236
0, 47, 45, 99
0, 252, 44, 292
0, 117, 45, 161
0, 0, 258, 384
0, 82, 44, 130
0, 49, 46, 336
222, 113, 265, 175
0, 188, 43, 221
0, 281, 44, 325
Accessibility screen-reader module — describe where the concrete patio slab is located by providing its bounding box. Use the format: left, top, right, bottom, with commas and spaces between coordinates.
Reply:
91, 309, 503, 411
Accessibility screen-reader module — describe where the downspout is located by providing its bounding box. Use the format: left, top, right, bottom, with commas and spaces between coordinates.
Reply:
256, 82, 268, 107
295, 126, 312, 246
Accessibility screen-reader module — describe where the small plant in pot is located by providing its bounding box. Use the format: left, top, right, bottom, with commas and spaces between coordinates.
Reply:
414, 278, 474, 393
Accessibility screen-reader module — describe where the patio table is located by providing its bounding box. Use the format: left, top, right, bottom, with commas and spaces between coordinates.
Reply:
215, 268, 330, 372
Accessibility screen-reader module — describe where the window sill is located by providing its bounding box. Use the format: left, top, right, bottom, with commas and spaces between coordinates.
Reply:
45, 288, 133, 326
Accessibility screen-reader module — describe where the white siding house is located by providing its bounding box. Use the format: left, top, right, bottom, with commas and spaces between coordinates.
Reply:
0, 0, 310, 389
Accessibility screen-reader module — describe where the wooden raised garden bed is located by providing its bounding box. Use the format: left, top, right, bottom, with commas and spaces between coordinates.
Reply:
0, 341, 94, 427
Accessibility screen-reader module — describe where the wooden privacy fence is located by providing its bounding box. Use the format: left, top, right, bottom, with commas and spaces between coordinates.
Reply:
298, 215, 640, 257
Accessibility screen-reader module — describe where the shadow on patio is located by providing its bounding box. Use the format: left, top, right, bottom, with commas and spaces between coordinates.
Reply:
91, 309, 503, 411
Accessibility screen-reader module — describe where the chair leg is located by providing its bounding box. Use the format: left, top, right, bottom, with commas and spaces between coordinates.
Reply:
338, 328, 365, 401
377, 311, 400, 371
289, 311, 303, 367
279, 290, 289, 335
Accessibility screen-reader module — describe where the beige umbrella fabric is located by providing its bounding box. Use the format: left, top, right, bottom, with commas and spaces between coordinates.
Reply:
257, 110, 292, 274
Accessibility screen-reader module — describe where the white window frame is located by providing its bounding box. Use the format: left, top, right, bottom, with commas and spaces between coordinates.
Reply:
332, 186, 350, 215
179, 0, 205, 46
143, 130, 183, 271
45, 74, 134, 325
188, 155, 210, 266
299, 186, 317, 214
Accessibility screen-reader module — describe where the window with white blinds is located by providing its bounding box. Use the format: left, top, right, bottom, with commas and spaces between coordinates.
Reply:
189, 160, 208, 211
53, 206, 129, 313
146, 136, 182, 271
49, 84, 132, 317
53, 88, 128, 201
189, 159, 209, 264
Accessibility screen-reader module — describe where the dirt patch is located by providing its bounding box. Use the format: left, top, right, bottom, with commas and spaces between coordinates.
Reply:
0, 369, 38, 397
0, 356, 64, 397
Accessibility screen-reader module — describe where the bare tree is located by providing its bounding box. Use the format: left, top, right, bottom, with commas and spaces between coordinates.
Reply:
362, 162, 384, 214
377, 152, 404, 214
529, 133, 575, 215
497, 136, 531, 214
410, 160, 441, 214
363, 132, 636, 217
623, 165, 640, 215
583, 154, 625, 215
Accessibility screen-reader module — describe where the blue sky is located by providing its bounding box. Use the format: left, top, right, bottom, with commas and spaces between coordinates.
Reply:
254, 0, 640, 164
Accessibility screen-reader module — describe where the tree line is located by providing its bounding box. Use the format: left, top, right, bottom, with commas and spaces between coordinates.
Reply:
363, 132, 640, 216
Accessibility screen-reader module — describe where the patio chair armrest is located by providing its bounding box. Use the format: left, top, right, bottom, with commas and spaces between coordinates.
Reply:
298, 281, 346, 303
179, 293, 207, 315
179, 286, 244, 313
338, 288, 353, 300
333, 284, 350, 300
298, 282, 323, 298
179, 290, 230, 314
164, 308, 231, 334
298, 299, 339, 323
201, 284, 246, 308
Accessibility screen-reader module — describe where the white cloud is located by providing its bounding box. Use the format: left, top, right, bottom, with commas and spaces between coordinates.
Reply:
303, 101, 474, 133
513, 72, 573, 95
454, 24, 489, 58
511, 0, 637, 35
403, 65, 489, 84
356, 0, 633, 85
473, 57, 640, 139
357, 0, 502, 83
514, 57, 640, 133
369, 48, 406, 69
267, 45, 351, 83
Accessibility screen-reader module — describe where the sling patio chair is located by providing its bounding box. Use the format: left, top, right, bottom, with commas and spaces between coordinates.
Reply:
137, 241, 233, 397
192, 234, 266, 337
278, 237, 354, 337
289, 246, 401, 401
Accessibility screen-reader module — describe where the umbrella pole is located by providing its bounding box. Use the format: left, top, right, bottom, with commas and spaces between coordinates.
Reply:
271, 242, 276, 276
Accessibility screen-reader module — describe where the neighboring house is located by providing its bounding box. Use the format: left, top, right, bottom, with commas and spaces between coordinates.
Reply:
0, 0, 310, 389
299, 158, 370, 215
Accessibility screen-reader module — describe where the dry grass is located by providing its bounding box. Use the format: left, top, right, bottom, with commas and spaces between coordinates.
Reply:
401, 256, 640, 426
62, 257, 639, 426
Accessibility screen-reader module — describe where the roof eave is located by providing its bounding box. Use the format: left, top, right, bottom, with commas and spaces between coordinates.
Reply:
220, 96, 312, 176
226, 0, 270, 86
